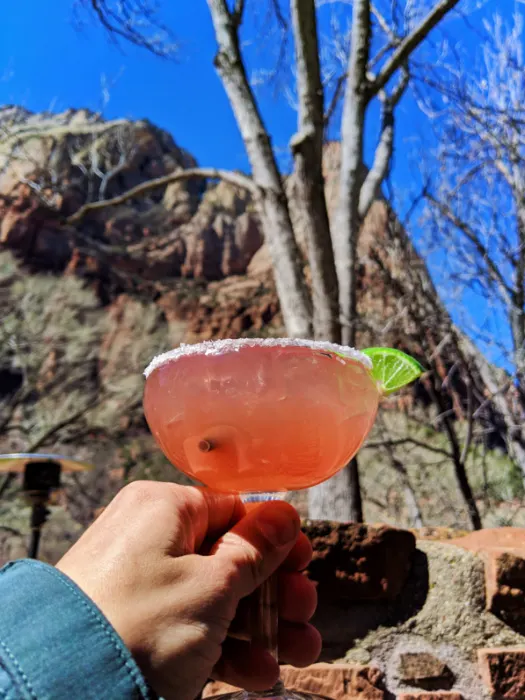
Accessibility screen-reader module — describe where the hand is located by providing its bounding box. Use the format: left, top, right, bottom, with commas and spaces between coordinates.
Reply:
56, 481, 321, 700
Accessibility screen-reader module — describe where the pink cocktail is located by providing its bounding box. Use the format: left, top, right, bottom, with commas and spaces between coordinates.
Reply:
144, 338, 382, 700
143, 339, 379, 494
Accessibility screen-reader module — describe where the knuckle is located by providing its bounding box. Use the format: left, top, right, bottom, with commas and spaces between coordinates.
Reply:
172, 485, 204, 518
120, 479, 163, 505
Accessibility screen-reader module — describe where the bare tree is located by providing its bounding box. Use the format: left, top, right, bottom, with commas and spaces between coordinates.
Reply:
76, 0, 177, 57
64, 0, 462, 521
354, 201, 485, 530
202, 0, 460, 521
421, 10, 525, 481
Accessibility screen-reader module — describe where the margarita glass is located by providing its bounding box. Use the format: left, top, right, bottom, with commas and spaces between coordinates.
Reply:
143, 338, 421, 700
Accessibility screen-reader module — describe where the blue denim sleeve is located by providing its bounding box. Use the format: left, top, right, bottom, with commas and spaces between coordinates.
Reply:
0, 559, 155, 700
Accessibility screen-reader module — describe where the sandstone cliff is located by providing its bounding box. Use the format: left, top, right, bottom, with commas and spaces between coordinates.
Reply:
0, 108, 449, 349
0, 107, 522, 541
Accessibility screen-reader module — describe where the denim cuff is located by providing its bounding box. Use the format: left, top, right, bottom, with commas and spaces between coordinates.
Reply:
0, 559, 154, 700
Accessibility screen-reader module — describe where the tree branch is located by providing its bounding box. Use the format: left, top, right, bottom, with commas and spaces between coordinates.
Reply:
425, 191, 514, 300
364, 437, 453, 459
368, 0, 460, 99
370, 2, 398, 43
232, 0, 246, 27
358, 69, 408, 217
25, 398, 102, 454
66, 167, 259, 225
323, 72, 346, 130
0, 525, 22, 537
359, 111, 393, 218
460, 376, 474, 465
0, 474, 15, 500
269, 0, 288, 30
84, 0, 176, 58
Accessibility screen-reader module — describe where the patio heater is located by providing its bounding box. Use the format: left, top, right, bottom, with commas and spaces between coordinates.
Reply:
0, 453, 93, 559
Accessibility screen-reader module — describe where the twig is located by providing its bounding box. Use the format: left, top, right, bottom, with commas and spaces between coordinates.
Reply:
66, 167, 259, 225
0, 525, 23, 537
460, 376, 474, 465
368, 0, 460, 99
364, 437, 453, 458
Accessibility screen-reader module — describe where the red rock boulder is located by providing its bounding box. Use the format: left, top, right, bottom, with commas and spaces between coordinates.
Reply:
302, 521, 416, 601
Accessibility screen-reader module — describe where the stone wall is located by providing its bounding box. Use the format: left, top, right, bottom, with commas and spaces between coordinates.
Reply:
204, 524, 525, 700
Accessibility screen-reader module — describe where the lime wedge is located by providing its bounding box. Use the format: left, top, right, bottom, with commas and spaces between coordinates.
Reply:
362, 347, 424, 396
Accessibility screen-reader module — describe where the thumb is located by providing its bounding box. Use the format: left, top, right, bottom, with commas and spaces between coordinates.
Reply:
210, 500, 300, 599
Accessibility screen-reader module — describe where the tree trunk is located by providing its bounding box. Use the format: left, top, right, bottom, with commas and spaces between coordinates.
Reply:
207, 0, 312, 338
258, 193, 313, 338
385, 441, 424, 528
428, 377, 482, 530
308, 464, 362, 521
290, 0, 340, 342
332, 0, 371, 347
460, 332, 525, 482
511, 199, 525, 376
308, 0, 371, 523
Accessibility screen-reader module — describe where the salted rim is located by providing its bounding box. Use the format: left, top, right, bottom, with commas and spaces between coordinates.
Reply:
144, 338, 372, 378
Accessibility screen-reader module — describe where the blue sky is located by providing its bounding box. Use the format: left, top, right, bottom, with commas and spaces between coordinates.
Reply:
1, 0, 508, 174
0, 0, 518, 368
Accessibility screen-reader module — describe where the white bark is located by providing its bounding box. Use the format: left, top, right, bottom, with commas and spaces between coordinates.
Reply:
307, 468, 358, 522
290, 0, 340, 342
359, 71, 408, 218
358, 107, 393, 218
333, 0, 371, 347
66, 167, 259, 224
308, 0, 370, 519
207, 0, 312, 338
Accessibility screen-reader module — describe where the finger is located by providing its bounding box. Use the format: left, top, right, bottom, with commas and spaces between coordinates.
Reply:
227, 573, 316, 641
278, 571, 317, 623
216, 622, 321, 687
191, 488, 246, 549
105, 482, 245, 555
210, 501, 300, 598
212, 638, 279, 692
203, 519, 311, 564
278, 621, 322, 667
283, 531, 313, 571
175, 487, 246, 551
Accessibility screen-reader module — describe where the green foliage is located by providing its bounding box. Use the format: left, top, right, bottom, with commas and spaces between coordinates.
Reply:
359, 409, 525, 530
469, 447, 524, 502
1, 252, 103, 445
0, 251, 172, 449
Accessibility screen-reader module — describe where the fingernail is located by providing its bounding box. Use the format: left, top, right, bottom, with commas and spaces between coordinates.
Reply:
256, 505, 299, 547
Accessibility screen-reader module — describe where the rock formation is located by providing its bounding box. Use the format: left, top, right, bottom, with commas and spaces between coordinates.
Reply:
0, 107, 523, 534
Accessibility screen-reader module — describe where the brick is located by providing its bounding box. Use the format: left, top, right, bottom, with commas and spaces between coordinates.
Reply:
449, 528, 525, 627
302, 521, 416, 601
203, 663, 386, 699
478, 648, 525, 699
486, 550, 525, 621
398, 694, 463, 700
398, 652, 454, 690
450, 528, 525, 554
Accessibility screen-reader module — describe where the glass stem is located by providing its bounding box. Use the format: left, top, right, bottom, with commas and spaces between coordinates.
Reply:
250, 566, 285, 696
251, 574, 279, 660
243, 493, 284, 695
